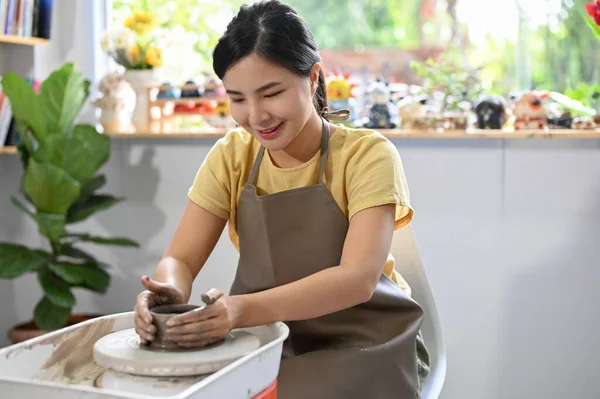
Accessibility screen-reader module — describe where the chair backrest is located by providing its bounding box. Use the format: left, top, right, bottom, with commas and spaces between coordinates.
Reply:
391, 225, 447, 399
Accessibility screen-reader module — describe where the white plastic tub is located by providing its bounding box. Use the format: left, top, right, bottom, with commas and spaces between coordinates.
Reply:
0, 312, 289, 399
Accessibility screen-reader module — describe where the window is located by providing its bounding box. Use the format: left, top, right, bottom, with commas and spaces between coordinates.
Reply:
109, 0, 600, 104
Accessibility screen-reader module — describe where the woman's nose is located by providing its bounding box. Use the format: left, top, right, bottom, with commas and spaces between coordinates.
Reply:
248, 101, 270, 126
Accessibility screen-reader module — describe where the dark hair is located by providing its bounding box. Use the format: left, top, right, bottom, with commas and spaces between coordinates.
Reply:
212, 0, 328, 116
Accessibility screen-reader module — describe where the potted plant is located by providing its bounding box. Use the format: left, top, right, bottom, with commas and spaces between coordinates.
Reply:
0, 63, 139, 343
410, 56, 482, 130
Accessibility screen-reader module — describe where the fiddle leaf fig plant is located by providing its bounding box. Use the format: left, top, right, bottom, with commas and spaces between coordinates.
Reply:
0, 63, 139, 331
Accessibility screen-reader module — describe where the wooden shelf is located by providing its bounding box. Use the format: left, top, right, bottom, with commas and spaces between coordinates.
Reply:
105, 128, 600, 140
0, 146, 17, 154
0, 34, 49, 46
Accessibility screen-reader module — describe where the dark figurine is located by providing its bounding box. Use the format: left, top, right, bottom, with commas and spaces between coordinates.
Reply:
473, 95, 508, 129
363, 81, 397, 129
181, 80, 203, 98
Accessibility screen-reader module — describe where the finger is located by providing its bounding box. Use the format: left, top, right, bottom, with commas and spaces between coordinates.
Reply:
167, 305, 217, 327
166, 319, 219, 337
135, 323, 154, 343
141, 275, 174, 297
135, 313, 156, 335
136, 298, 153, 324
201, 289, 224, 305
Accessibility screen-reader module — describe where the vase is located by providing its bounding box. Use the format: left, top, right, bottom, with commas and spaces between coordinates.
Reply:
123, 69, 158, 132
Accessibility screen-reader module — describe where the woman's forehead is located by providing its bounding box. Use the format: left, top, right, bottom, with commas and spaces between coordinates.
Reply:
223, 54, 299, 90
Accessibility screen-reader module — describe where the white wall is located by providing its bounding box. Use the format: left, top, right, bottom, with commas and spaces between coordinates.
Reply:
2, 137, 600, 399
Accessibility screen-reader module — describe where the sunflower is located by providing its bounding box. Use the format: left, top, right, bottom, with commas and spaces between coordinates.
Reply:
145, 46, 163, 67
124, 10, 158, 36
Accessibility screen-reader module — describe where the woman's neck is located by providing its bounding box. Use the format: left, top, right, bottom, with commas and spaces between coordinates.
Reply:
268, 111, 325, 168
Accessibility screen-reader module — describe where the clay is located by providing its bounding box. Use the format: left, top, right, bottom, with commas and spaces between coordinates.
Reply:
149, 304, 201, 350
37, 318, 115, 385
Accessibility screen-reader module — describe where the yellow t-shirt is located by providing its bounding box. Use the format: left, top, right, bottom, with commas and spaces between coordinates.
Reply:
188, 124, 414, 295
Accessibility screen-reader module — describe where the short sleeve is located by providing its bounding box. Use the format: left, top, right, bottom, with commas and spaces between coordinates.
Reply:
188, 139, 231, 220
345, 135, 413, 230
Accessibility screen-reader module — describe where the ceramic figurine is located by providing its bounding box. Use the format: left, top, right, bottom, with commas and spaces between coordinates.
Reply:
397, 94, 429, 129
326, 70, 358, 126
204, 77, 225, 97
547, 111, 573, 129
156, 81, 181, 99
513, 91, 550, 130
473, 94, 508, 129
361, 80, 398, 129
571, 116, 596, 130
93, 72, 134, 132
181, 79, 203, 98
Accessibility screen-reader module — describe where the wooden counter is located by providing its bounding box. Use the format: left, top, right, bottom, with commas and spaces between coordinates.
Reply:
1, 128, 599, 155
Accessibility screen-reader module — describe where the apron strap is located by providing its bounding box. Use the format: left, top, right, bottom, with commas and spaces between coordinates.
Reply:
318, 119, 330, 184
248, 146, 265, 187
247, 118, 330, 187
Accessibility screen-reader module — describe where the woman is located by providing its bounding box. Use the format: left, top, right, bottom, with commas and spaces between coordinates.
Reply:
134, 1, 429, 397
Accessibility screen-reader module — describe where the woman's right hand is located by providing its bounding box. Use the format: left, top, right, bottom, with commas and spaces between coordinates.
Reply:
134, 275, 185, 344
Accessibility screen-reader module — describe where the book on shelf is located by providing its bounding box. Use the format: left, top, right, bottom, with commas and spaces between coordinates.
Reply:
0, 0, 52, 39
0, 75, 39, 148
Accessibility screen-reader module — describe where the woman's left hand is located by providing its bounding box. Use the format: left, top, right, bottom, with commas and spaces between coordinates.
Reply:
165, 289, 241, 348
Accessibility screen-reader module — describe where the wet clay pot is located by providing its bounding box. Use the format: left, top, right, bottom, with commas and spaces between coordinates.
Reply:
148, 304, 200, 350
8, 313, 104, 344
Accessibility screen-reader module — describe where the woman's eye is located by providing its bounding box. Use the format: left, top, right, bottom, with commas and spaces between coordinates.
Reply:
231, 98, 245, 103
265, 90, 283, 98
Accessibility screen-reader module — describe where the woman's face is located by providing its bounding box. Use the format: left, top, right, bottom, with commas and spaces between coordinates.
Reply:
222, 53, 318, 152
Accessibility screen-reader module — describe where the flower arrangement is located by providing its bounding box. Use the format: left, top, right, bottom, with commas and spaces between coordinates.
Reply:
585, 1, 600, 38
101, 10, 164, 70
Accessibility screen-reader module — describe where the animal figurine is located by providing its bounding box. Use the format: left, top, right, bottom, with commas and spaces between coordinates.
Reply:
397, 94, 429, 129
473, 94, 508, 129
571, 116, 596, 130
513, 91, 550, 130
326, 70, 358, 126
361, 80, 398, 129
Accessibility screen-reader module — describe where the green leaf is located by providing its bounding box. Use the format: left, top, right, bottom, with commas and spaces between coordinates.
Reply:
11, 196, 34, 217
71, 125, 110, 171
39, 63, 90, 137
57, 245, 98, 264
0, 243, 50, 278
38, 268, 75, 308
66, 195, 123, 224
0, 73, 47, 142
34, 134, 97, 184
81, 175, 107, 198
584, 15, 600, 39
34, 296, 72, 330
67, 234, 139, 247
22, 159, 81, 215
49, 262, 110, 293
35, 213, 66, 242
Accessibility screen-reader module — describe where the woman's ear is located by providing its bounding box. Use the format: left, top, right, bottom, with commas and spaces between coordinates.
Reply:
310, 63, 322, 95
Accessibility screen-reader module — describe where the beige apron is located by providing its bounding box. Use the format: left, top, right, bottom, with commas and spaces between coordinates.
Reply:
230, 119, 426, 399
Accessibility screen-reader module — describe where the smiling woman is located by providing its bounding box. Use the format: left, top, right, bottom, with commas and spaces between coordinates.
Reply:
133, 1, 429, 398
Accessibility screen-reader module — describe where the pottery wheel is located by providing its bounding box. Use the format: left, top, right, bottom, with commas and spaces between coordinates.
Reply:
93, 328, 260, 377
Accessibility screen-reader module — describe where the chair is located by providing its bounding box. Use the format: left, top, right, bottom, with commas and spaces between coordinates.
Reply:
391, 225, 447, 399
